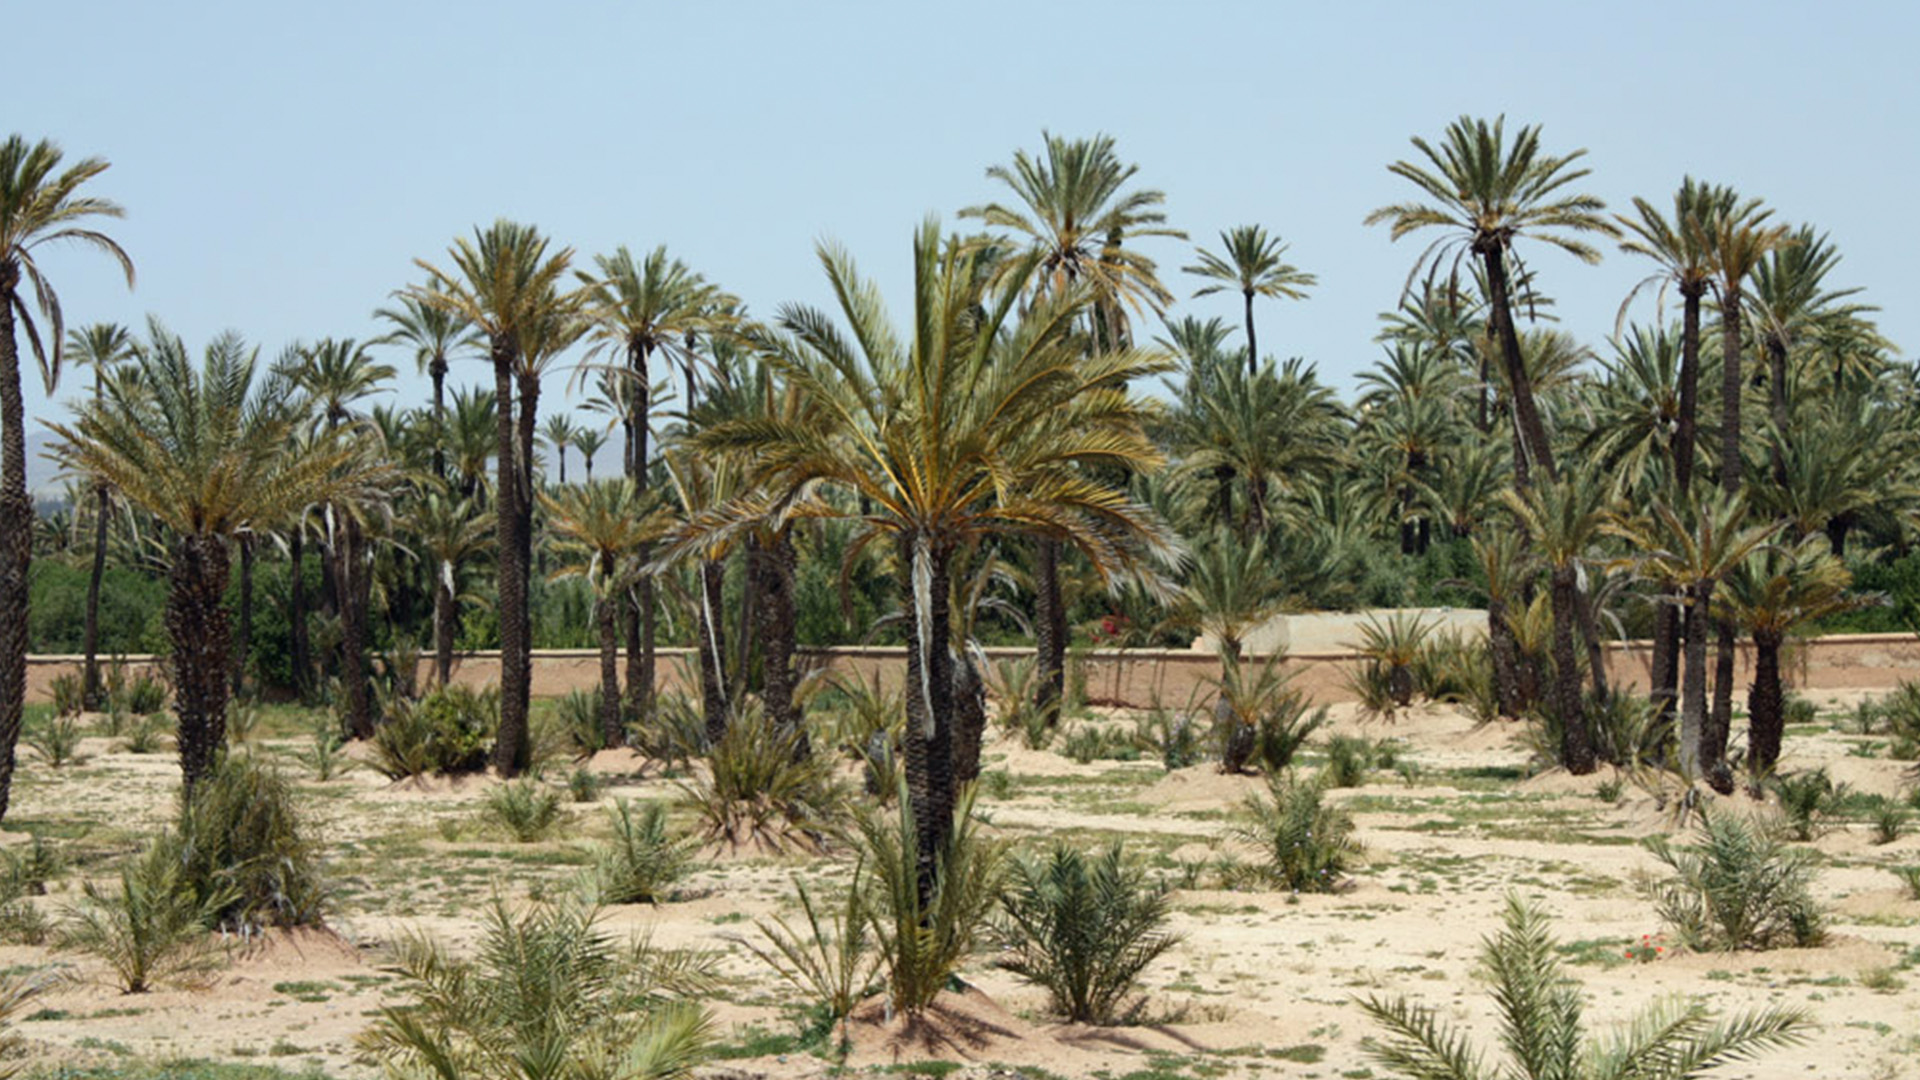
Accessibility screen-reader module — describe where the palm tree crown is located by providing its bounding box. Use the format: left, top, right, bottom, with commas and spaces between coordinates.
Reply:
1184, 224, 1316, 373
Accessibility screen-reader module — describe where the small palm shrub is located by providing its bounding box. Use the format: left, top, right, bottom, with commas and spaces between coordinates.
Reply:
118, 668, 170, 715
1210, 653, 1325, 774
1359, 894, 1808, 1080
991, 655, 1042, 734
680, 706, 840, 852
567, 766, 603, 803
1869, 797, 1908, 844
591, 800, 692, 905
224, 699, 262, 747
859, 785, 1005, 1016
371, 684, 495, 779
1861, 681, 1920, 758
1783, 693, 1819, 728
118, 713, 168, 754
1892, 865, 1920, 900
0, 839, 61, 946
742, 868, 879, 1045
1322, 735, 1376, 788
1646, 813, 1826, 951
557, 688, 611, 758
1353, 612, 1434, 714
100, 704, 131, 738
1063, 724, 1140, 764
1235, 771, 1359, 893
486, 780, 562, 843
175, 754, 328, 929
359, 900, 716, 1080
1771, 767, 1848, 841
299, 729, 353, 781
1134, 701, 1204, 771
23, 714, 85, 768
59, 838, 231, 992
48, 673, 83, 718
1413, 631, 1498, 723
634, 690, 707, 772
996, 842, 1181, 1024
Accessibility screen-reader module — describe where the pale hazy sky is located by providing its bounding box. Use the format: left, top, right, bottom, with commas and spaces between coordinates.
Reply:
14, 0, 1915, 440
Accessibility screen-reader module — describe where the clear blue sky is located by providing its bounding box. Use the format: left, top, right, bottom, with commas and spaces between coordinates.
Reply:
15, 0, 1915, 438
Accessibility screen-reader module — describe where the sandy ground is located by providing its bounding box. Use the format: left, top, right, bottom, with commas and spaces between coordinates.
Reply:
2, 691, 1917, 1080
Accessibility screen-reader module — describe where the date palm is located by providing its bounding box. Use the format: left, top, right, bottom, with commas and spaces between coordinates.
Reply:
1724, 537, 1860, 778
65, 322, 135, 709
1703, 196, 1791, 496
680, 220, 1177, 892
48, 320, 373, 787
1184, 224, 1316, 375
411, 491, 493, 688
410, 221, 576, 777
374, 294, 478, 479
0, 135, 133, 822
1749, 226, 1875, 481
1366, 116, 1617, 488
572, 425, 607, 482
542, 479, 659, 748
541, 413, 579, 484
445, 385, 498, 503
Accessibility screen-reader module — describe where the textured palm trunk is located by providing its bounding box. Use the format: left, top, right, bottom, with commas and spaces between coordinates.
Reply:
232, 535, 254, 698
1487, 597, 1525, 719
1551, 566, 1596, 774
1766, 334, 1790, 487
1720, 283, 1746, 494
734, 542, 756, 695
1673, 285, 1704, 495
1033, 537, 1067, 725
900, 532, 955, 903
754, 532, 803, 754
1480, 246, 1557, 486
1242, 289, 1258, 378
1649, 593, 1680, 724
1747, 629, 1785, 779
169, 533, 232, 790
434, 570, 455, 688
0, 282, 31, 822
595, 553, 622, 749
626, 340, 655, 725
1704, 618, 1737, 793
1679, 583, 1711, 778
430, 356, 448, 481
290, 528, 311, 701
953, 648, 987, 783
490, 340, 531, 777
1570, 586, 1610, 701
698, 557, 729, 745
334, 518, 374, 740
82, 482, 111, 709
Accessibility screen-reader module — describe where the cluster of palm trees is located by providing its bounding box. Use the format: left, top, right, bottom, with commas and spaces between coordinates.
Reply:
4, 119, 1912, 884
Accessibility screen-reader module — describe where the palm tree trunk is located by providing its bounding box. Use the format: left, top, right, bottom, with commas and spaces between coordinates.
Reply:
0, 289, 32, 822
698, 557, 729, 745
595, 556, 622, 750
900, 531, 955, 902
1488, 596, 1525, 719
430, 357, 448, 481
735, 542, 756, 695
953, 648, 987, 783
1748, 629, 1785, 778
627, 341, 654, 725
1673, 284, 1704, 495
1649, 596, 1680, 723
491, 340, 530, 777
232, 534, 254, 699
1704, 618, 1737, 793
1481, 246, 1556, 486
290, 527, 311, 701
1679, 584, 1711, 777
754, 532, 803, 754
1766, 334, 1790, 487
1551, 566, 1595, 774
1242, 288, 1257, 377
1720, 284, 1745, 494
1033, 537, 1067, 726
335, 518, 373, 741
1571, 586, 1610, 700
434, 570, 455, 688
169, 532, 232, 790
82, 481, 111, 709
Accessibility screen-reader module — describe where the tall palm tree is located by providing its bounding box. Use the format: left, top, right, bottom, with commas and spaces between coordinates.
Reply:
1705, 197, 1791, 497
963, 132, 1183, 726
577, 245, 719, 726
1724, 538, 1860, 779
1749, 226, 1875, 484
409, 491, 493, 688
658, 447, 741, 745
65, 322, 135, 710
540, 413, 578, 484
0, 135, 133, 821
374, 294, 478, 480
410, 221, 576, 777
542, 480, 656, 748
1366, 116, 1616, 488
49, 320, 371, 787
1181, 357, 1346, 537
1184, 225, 1316, 375
445, 385, 499, 503
572, 426, 606, 482
679, 220, 1178, 891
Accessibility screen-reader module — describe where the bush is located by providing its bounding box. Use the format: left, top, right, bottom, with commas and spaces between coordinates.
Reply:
371, 684, 495, 779
299, 729, 353, 781
48, 674, 82, 719
1134, 702, 1204, 772
1352, 612, 1435, 714
1414, 631, 1499, 724
1209, 653, 1325, 775
680, 706, 840, 852
1870, 797, 1908, 844
859, 785, 1005, 1016
118, 713, 169, 754
996, 842, 1180, 1024
1063, 724, 1140, 764
117, 666, 171, 715
556, 688, 612, 758
358, 899, 716, 1080
1771, 767, 1848, 841
1856, 681, 1920, 759
1358, 894, 1808, 1080
634, 690, 707, 772
1322, 735, 1376, 788
567, 766, 603, 803
23, 714, 85, 768
1235, 771, 1360, 893
742, 869, 879, 1043
1892, 866, 1920, 900
175, 754, 328, 929
58, 838, 230, 992
486, 780, 562, 843
27, 562, 166, 655
591, 800, 692, 905
0, 840, 61, 947
1646, 813, 1826, 951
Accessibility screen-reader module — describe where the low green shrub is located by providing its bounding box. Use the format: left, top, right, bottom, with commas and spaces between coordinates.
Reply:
48, 674, 83, 719
680, 706, 840, 852
118, 713, 169, 754
1322, 735, 1376, 788
1771, 767, 1848, 842
996, 842, 1180, 1024
1210, 653, 1325, 775
485, 780, 562, 843
567, 766, 603, 803
591, 800, 692, 905
1646, 812, 1825, 951
859, 785, 1004, 1016
371, 684, 495, 779
1870, 798, 1908, 845
1133, 702, 1204, 772
58, 838, 231, 992
175, 754, 328, 929
742, 869, 878, 1044
1234, 771, 1360, 893
1892, 865, 1920, 900
556, 688, 611, 759
23, 715, 85, 768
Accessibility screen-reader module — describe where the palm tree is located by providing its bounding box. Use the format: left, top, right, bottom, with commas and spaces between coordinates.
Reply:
65, 322, 135, 710
410, 221, 576, 777
1749, 226, 1875, 484
1366, 116, 1617, 488
963, 132, 1183, 726
1725, 538, 1861, 779
1704, 197, 1791, 497
1164, 529, 1292, 659
577, 245, 720, 726
445, 385, 498, 503
1184, 225, 1316, 375
0, 135, 133, 821
540, 413, 578, 484
1181, 357, 1346, 537
657, 447, 742, 745
49, 320, 372, 787
1360, 894, 1807, 1080
410, 491, 493, 688
679, 220, 1177, 891
572, 426, 606, 482
542, 480, 657, 749
374, 294, 478, 480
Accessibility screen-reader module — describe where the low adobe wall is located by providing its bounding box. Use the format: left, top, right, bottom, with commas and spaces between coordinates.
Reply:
24, 632, 1920, 709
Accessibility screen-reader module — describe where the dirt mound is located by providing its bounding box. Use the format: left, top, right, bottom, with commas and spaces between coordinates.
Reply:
1139, 765, 1265, 811
843, 986, 1050, 1066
